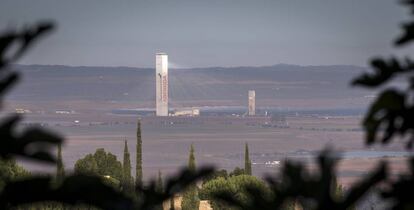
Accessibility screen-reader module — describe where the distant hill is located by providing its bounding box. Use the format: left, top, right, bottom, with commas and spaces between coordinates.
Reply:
6, 64, 374, 111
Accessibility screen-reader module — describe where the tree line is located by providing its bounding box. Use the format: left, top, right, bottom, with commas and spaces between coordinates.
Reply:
70, 130, 257, 210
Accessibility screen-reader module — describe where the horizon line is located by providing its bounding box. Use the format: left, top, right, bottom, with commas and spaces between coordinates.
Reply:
14, 63, 368, 70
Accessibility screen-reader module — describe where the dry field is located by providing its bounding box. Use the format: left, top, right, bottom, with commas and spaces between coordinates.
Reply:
16, 113, 410, 187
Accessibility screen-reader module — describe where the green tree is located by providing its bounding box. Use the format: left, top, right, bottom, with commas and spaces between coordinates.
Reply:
136, 120, 143, 186
74, 154, 98, 175
122, 140, 133, 190
74, 148, 123, 181
202, 169, 228, 184
0, 158, 30, 189
199, 175, 270, 210
93, 148, 123, 181
244, 143, 252, 175
56, 144, 65, 181
156, 170, 163, 193
229, 167, 245, 177
199, 177, 233, 210
181, 144, 199, 210
188, 144, 196, 172
155, 170, 164, 210
332, 178, 356, 210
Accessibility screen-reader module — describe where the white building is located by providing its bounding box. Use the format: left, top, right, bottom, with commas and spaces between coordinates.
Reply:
248, 90, 255, 116
173, 108, 200, 117
156, 53, 169, 116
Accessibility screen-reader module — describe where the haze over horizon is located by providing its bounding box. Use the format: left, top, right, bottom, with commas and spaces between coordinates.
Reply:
14, 62, 368, 69
1, 0, 413, 68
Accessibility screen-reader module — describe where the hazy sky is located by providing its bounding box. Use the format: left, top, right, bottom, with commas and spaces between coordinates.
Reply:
0, 0, 412, 68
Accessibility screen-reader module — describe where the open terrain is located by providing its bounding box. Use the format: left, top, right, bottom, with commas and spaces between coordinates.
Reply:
15, 113, 409, 188
5, 64, 409, 188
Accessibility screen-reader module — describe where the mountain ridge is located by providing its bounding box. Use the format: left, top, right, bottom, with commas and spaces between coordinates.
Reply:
13, 64, 368, 72
5, 64, 373, 110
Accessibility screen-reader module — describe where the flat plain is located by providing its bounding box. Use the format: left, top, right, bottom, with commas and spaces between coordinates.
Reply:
17, 113, 409, 187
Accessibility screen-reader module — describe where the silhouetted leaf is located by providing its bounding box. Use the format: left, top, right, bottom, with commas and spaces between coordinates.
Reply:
0, 21, 54, 68
352, 57, 414, 88
362, 89, 414, 147
396, 22, 414, 46
342, 162, 387, 208
0, 115, 62, 163
214, 150, 386, 210
395, 0, 414, 46
382, 157, 414, 210
135, 167, 214, 210
0, 175, 133, 210
0, 72, 19, 102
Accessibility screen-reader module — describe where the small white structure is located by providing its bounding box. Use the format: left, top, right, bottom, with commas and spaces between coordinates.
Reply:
15, 108, 32, 114
173, 108, 200, 117
55, 110, 75, 114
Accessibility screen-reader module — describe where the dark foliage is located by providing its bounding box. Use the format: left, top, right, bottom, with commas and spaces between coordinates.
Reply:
181, 144, 200, 210
0, 22, 53, 68
213, 150, 386, 210
0, 22, 137, 210
382, 158, 414, 209
352, 57, 414, 88
135, 167, 214, 210
123, 140, 133, 191
395, 0, 414, 46
0, 22, 62, 163
3, 1, 414, 209
229, 167, 245, 177
202, 169, 229, 183
0, 24, 63, 163
352, 0, 414, 149
0, 175, 133, 209
209, 1, 414, 210
244, 143, 252, 175
0, 115, 62, 163
136, 120, 143, 186
56, 144, 65, 181
0, 22, 215, 210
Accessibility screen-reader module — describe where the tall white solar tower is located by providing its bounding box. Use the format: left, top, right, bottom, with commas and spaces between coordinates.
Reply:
156, 53, 168, 116
248, 90, 255, 116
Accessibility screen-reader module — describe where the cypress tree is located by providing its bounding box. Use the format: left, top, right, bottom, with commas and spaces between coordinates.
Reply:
123, 140, 132, 189
56, 144, 65, 181
169, 197, 175, 210
244, 143, 252, 175
155, 170, 164, 210
155, 170, 163, 193
188, 144, 196, 172
181, 144, 199, 210
136, 120, 143, 186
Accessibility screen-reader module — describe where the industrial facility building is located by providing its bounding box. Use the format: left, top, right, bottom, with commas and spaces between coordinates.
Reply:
173, 108, 200, 117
